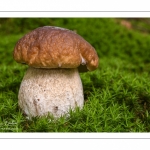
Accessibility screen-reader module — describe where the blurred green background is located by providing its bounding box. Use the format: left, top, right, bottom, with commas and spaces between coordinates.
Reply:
0, 18, 150, 132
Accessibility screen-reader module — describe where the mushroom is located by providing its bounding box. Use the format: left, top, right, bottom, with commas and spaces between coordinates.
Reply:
13, 26, 99, 118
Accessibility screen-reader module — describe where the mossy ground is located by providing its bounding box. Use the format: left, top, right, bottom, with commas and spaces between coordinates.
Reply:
0, 18, 150, 132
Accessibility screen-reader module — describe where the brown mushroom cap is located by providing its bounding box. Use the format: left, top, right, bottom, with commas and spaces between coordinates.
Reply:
13, 26, 99, 71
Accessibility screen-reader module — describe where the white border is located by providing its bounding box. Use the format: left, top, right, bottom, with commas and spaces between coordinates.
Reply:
0, 133, 150, 150
0, 11, 150, 18
0, 0, 150, 11
0, 0, 150, 17
0, 137, 149, 150
0, 133, 150, 139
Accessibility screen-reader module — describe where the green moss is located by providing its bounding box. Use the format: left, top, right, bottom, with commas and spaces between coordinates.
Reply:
0, 18, 150, 132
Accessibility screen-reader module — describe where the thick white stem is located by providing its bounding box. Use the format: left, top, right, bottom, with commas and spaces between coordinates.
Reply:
18, 67, 84, 118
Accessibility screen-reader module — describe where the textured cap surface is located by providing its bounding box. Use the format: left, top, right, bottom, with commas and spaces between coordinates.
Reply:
13, 26, 99, 71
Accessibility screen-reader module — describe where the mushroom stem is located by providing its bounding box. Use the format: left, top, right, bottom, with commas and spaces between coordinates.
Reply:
18, 67, 84, 118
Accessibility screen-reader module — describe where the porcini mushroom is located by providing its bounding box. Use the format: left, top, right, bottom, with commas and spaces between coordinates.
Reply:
13, 26, 99, 118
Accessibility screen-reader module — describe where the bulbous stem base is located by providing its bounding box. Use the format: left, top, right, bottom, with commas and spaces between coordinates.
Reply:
18, 67, 84, 118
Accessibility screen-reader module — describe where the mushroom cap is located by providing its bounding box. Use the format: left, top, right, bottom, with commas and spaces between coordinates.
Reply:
13, 26, 99, 72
